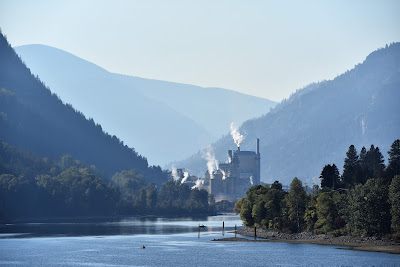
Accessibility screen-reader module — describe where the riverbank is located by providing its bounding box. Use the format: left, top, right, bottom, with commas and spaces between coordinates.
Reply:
212, 228, 400, 254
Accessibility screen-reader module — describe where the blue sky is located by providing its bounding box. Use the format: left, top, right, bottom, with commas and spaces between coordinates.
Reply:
1, 0, 399, 101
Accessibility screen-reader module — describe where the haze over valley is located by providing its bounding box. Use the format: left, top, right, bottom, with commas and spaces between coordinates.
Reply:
175, 43, 400, 185
1, 1, 400, 265
15, 44, 276, 166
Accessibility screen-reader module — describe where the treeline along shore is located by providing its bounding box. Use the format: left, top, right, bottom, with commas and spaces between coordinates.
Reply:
0, 141, 217, 221
230, 140, 400, 253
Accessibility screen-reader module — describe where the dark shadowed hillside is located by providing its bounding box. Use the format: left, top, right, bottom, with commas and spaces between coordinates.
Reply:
0, 31, 167, 185
15, 45, 277, 165
175, 43, 400, 185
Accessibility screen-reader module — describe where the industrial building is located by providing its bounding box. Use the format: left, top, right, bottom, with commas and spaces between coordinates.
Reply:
204, 138, 261, 201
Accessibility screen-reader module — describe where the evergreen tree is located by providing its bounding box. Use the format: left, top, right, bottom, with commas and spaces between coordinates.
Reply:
389, 175, 400, 234
358, 146, 367, 165
319, 164, 341, 189
342, 145, 358, 187
314, 191, 340, 234
146, 183, 157, 210
387, 139, 400, 180
304, 195, 318, 232
265, 184, 286, 229
233, 198, 243, 214
287, 177, 306, 232
240, 198, 254, 226
312, 184, 319, 196
372, 146, 385, 178
252, 199, 266, 227
315, 191, 344, 233
346, 179, 390, 236
271, 180, 283, 190
355, 146, 368, 184
364, 145, 385, 179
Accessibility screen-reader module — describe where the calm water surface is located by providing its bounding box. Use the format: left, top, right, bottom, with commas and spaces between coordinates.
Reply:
0, 214, 399, 266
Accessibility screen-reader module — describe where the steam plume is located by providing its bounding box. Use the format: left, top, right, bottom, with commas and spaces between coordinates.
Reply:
192, 178, 204, 189
221, 169, 226, 180
250, 176, 254, 185
171, 164, 179, 181
230, 122, 245, 148
181, 172, 189, 184
202, 145, 219, 179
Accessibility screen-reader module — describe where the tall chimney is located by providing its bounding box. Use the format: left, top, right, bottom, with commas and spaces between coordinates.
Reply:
256, 138, 260, 155
256, 138, 261, 185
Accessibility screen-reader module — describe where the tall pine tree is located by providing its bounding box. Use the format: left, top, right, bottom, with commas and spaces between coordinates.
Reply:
342, 145, 358, 187
320, 164, 341, 190
387, 139, 400, 180
287, 177, 306, 232
365, 145, 385, 179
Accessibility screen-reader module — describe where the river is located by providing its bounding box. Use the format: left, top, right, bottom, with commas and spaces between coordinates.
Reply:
0, 214, 399, 266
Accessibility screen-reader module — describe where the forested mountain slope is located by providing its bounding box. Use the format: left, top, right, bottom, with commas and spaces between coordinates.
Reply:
175, 43, 400, 185
15, 45, 277, 165
0, 32, 167, 185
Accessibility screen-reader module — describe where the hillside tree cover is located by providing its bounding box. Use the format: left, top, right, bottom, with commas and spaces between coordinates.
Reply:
0, 142, 214, 221
0, 31, 167, 186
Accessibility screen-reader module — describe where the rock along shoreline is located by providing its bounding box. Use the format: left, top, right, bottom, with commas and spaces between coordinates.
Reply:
212, 227, 400, 254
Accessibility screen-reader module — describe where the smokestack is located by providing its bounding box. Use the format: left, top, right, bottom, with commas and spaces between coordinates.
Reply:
256, 138, 260, 155
238, 146, 240, 151
255, 138, 261, 185
228, 150, 232, 163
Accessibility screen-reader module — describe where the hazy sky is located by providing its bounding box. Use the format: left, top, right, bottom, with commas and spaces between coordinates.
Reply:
1, 0, 399, 101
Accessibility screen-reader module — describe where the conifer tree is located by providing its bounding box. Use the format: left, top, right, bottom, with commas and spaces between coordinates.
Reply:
389, 175, 400, 234
287, 177, 306, 232
320, 164, 341, 189
342, 145, 358, 186
365, 145, 385, 179
387, 139, 400, 180
359, 146, 367, 164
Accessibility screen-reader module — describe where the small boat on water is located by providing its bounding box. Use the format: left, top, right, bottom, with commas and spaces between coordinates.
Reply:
199, 224, 206, 228
140, 245, 146, 249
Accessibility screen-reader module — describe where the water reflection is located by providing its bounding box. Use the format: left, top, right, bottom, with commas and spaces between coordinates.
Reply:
0, 213, 243, 238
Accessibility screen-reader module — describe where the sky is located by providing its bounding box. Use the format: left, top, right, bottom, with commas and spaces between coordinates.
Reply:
0, 0, 399, 101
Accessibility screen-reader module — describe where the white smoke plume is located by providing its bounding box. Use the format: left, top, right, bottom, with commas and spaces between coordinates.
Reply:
171, 164, 179, 181
249, 176, 254, 185
192, 178, 204, 189
202, 145, 219, 179
221, 169, 226, 180
230, 122, 245, 148
181, 172, 189, 184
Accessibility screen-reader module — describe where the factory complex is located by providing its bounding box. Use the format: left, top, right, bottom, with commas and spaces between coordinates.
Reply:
175, 138, 261, 202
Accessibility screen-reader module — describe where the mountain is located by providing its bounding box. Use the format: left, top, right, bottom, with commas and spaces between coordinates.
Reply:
0, 31, 167, 185
14, 45, 277, 165
174, 43, 400, 184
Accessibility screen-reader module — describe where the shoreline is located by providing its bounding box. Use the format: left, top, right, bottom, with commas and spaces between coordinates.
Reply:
212, 228, 400, 254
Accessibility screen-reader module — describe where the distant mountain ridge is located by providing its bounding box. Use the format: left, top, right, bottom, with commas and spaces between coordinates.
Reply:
0, 31, 167, 185
15, 44, 277, 165
174, 43, 400, 184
